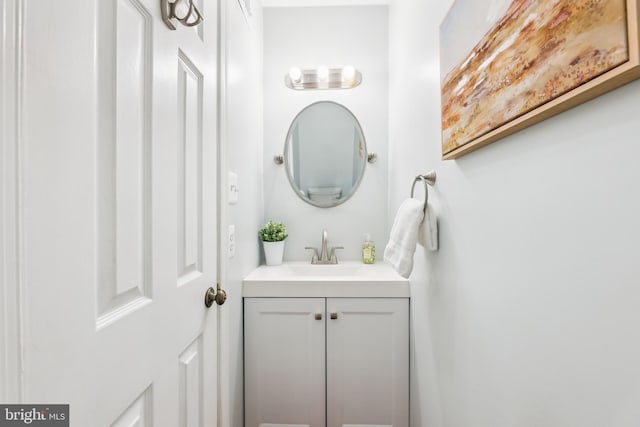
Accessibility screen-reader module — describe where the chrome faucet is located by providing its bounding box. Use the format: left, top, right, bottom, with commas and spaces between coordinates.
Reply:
320, 229, 329, 262
305, 229, 344, 264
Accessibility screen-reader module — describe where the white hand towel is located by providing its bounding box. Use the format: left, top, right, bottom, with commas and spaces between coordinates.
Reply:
384, 198, 425, 278
417, 203, 438, 251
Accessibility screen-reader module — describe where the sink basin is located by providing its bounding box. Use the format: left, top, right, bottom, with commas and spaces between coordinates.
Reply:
282, 264, 363, 276
242, 261, 409, 298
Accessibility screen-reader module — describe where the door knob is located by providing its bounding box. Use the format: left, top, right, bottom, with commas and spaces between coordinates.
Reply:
204, 284, 227, 308
214, 287, 227, 305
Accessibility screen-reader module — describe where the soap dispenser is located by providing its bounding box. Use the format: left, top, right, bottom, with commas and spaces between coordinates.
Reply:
362, 233, 375, 264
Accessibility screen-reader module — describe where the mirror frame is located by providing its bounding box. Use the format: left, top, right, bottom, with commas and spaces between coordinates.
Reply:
283, 100, 367, 208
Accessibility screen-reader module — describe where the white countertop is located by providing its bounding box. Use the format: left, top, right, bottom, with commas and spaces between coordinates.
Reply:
242, 261, 410, 298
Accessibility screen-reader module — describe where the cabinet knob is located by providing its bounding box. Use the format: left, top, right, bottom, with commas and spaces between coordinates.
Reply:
315, 313, 322, 320
330, 312, 338, 320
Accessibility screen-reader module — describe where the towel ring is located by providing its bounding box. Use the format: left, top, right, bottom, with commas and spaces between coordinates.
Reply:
410, 171, 436, 213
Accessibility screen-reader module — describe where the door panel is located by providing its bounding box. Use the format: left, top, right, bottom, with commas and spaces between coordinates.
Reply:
96, 0, 153, 326
112, 387, 153, 427
179, 336, 204, 427
177, 50, 205, 287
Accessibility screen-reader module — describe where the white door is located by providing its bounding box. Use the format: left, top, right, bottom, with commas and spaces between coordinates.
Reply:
1, 0, 220, 425
244, 298, 326, 427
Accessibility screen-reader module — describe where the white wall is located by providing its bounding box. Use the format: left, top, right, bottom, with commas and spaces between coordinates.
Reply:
263, 6, 388, 261
389, 2, 640, 427
220, 1, 263, 426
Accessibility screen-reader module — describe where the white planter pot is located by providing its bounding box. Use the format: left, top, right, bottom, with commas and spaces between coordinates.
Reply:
263, 240, 285, 266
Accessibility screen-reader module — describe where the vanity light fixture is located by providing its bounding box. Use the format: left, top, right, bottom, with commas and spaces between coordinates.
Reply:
284, 65, 362, 90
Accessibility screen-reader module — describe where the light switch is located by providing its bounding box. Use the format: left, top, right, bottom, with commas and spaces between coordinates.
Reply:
228, 172, 239, 204
228, 225, 236, 259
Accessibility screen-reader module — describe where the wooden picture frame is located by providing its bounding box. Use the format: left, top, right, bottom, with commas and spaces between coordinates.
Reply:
440, 0, 640, 160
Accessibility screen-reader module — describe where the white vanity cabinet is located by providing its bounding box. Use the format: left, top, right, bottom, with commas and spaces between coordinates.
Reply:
244, 297, 327, 427
244, 297, 409, 427
326, 298, 409, 427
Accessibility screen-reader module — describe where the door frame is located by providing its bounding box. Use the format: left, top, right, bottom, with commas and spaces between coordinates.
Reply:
216, 0, 231, 425
1, 0, 25, 404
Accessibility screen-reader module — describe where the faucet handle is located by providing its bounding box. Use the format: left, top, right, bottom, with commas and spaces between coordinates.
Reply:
329, 246, 344, 263
304, 246, 320, 263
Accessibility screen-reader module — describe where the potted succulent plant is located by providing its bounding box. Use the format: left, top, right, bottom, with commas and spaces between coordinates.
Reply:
258, 220, 288, 266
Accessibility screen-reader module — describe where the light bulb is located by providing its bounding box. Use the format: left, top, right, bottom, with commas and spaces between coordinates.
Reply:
342, 65, 356, 82
317, 65, 329, 81
288, 67, 302, 83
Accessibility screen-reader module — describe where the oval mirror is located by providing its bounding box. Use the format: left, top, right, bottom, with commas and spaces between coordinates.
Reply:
284, 101, 367, 208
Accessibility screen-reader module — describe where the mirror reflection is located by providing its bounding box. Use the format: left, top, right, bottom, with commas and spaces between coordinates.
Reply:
284, 101, 367, 208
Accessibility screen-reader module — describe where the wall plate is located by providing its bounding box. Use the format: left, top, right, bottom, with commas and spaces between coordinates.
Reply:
228, 225, 236, 259
228, 172, 239, 204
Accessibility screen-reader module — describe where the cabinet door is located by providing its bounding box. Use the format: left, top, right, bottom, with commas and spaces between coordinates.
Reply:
327, 298, 409, 427
244, 298, 326, 427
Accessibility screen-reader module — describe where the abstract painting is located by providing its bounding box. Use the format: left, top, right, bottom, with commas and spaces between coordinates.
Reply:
440, 0, 640, 159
